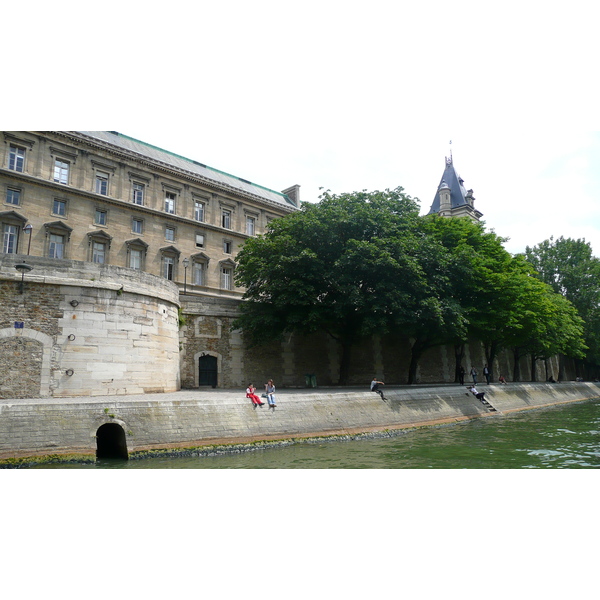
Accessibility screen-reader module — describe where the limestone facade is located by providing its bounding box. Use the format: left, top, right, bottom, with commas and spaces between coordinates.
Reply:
0, 256, 180, 398
1, 131, 298, 300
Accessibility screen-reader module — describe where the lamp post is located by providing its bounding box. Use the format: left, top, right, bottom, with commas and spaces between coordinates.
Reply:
182, 257, 189, 295
23, 223, 33, 255
15, 263, 33, 294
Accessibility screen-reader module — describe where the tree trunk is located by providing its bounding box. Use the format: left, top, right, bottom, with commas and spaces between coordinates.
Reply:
454, 343, 465, 383
338, 339, 352, 386
558, 354, 566, 381
531, 355, 538, 381
512, 347, 523, 382
407, 338, 426, 384
484, 341, 499, 382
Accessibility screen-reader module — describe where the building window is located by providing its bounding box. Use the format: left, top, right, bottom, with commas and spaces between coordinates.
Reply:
95, 172, 109, 195
165, 226, 175, 242
87, 231, 112, 264
194, 201, 205, 222
6, 188, 21, 206
129, 248, 142, 270
48, 234, 65, 259
52, 199, 67, 217
8, 145, 25, 172
223, 240, 232, 254
2, 224, 18, 254
92, 241, 106, 263
163, 256, 174, 280
133, 182, 145, 205
194, 262, 204, 286
44, 221, 72, 258
126, 239, 148, 271
132, 218, 143, 234
95, 209, 107, 226
53, 159, 69, 184
246, 216, 255, 236
165, 192, 176, 214
222, 209, 231, 229
221, 266, 233, 290
195, 233, 204, 248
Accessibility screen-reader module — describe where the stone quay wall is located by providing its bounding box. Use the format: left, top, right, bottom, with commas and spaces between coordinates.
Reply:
178, 294, 569, 390
0, 255, 180, 398
1, 382, 598, 459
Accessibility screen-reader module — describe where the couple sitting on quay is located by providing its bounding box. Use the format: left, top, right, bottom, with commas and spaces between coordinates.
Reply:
246, 381, 277, 409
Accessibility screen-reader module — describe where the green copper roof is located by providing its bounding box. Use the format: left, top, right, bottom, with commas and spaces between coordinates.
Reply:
77, 131, 297, 208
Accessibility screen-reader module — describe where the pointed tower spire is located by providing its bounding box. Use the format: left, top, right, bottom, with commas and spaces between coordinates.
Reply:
426, 155, 482, 222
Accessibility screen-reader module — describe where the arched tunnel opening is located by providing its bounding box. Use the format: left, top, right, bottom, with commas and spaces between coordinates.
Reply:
96, 423, 129, 460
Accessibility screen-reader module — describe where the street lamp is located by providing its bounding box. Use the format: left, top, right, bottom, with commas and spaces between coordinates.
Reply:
182, 257, 189, 295
23, 223, 33, 255
15, 263, 33, 294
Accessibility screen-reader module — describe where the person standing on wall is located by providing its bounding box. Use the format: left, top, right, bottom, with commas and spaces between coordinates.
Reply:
265, 379, 277, 409
470, 366, 478, 385
483, 364, 491, 385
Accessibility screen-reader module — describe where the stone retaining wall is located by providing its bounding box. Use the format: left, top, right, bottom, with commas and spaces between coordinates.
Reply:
0, 255, 180, 398
1, 382, 598, 459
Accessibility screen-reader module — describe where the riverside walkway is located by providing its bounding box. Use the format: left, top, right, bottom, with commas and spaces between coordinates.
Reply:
2, 382, 599, 459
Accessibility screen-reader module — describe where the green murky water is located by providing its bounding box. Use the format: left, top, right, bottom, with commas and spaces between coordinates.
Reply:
36, 398, 600, 469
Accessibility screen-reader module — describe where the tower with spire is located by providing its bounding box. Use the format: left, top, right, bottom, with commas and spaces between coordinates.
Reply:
427, 156, 482, 221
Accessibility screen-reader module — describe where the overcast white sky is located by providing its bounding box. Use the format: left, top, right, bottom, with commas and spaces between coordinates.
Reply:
9, 0, 600, 256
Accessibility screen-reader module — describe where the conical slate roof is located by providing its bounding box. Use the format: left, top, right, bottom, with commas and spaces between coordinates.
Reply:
427, 156, 470, 215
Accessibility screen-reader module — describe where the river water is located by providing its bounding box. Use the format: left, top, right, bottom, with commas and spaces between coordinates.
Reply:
39, 397, 600, 468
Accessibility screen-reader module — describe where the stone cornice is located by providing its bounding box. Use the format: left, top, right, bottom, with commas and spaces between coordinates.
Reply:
46, 131, 297, 215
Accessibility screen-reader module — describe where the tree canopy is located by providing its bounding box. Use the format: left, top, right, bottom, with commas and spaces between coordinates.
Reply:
234, 187, 424, 383
525, 236, 600, 372
234, 189, 588, 384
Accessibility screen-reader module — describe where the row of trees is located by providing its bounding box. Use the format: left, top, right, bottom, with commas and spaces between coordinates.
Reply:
233, 188, 590, 385
525, 236, 600, 378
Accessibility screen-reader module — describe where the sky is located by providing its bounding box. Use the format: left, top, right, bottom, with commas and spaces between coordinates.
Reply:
8, 0, 599, 257
6, 1, 597, 579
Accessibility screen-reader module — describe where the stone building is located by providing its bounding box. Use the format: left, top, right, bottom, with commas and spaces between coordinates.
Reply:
427, 155, 482, 221
1, 131, 299, 296
1, 131, 299, 396
0, 134, 569, 398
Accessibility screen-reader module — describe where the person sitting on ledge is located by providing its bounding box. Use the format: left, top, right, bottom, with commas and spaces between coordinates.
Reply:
548, 376, 557, 383
498, 375, 507, 385
246, 383, 264, 408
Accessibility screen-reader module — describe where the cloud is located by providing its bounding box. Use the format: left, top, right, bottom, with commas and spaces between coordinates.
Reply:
6, 0, 599, 257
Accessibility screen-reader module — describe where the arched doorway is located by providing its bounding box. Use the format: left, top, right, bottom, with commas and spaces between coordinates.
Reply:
198, 354, 218, 387
96, 423, 128, 460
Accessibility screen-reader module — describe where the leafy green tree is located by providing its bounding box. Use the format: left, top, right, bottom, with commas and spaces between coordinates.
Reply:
421, 215, 513, 382
522, 291, 586, 380
467, 254, 548, 381
525, 236, 600, 375
233, 187, 423, 384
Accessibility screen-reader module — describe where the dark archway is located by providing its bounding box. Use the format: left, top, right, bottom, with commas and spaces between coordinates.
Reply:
96, 423, 128, 460
198, 354, 218, 387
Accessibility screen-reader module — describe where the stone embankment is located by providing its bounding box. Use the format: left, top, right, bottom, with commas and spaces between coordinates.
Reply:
1, 381, 599, 462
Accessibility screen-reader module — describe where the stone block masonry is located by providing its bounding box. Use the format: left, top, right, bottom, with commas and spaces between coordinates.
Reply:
0, 256, 180, 398
1, 382, 598, 460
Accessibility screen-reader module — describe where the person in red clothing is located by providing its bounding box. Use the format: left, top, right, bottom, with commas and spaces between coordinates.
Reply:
246, 383, 264, 408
